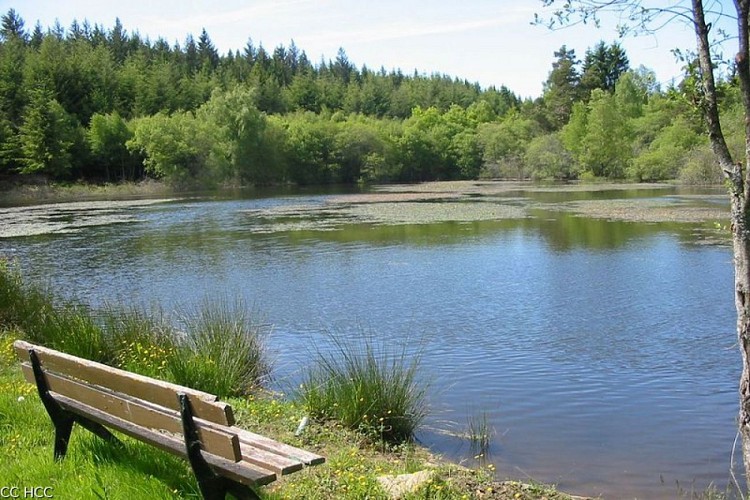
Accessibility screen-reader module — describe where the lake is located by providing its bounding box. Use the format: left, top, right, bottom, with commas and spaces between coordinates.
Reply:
0, 181, 738, 498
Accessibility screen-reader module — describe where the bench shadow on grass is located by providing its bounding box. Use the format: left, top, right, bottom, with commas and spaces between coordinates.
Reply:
76, 433, 201, 497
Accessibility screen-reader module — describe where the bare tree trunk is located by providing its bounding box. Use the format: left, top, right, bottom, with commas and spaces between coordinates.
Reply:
693, 0, 750, 487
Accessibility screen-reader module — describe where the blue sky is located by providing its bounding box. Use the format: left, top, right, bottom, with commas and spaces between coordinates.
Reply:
2, 1, 720, 98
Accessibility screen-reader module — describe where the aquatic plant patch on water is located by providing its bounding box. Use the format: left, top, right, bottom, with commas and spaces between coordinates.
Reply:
324, 191, 465, 204
244, 199, 527, 233
372, 180, 674, 195
343, 201, 526, 225
0, 199, 176, 238
542, 197, 728, 223
241, 182, 727, 236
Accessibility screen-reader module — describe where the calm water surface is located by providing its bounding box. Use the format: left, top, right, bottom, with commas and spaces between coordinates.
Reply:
0, 184, 738, 498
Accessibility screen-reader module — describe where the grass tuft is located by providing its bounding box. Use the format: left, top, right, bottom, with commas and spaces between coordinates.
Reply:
467, 410, 494, 466
166, 299, 270, 398
299, 333, 427, 443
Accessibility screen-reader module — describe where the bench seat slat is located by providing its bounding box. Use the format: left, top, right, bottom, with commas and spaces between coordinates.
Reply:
233, 427, 325, 466
52, 393, 277, 486
14, 340, 234, 426
239, 443, 304, 475
21, 363, 242, 462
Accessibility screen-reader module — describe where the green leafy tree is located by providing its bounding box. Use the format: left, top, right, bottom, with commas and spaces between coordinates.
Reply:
29, 21, 43, 48
108, 18, 128, 65
525, 133, 575, 180
184, 34, 199, 74
629, 94, 684, 150
332, 47, 354, 85
127, 111, 215, 183
478, 112, 540, 179
397, 106, 462, 181
560, 101, 588, 163
87, 111, 135, 180
198, 29, 219, 71
0, 114, 18, 173
628, 117, 702, 181
198, 86, 272, 183
580, 89, 631, 178
614, 71, 647, 119
0, 35, 26, 172
285, 70, 319, 112
359, 73, 392, 117
283, 112, 339, 184
0, 9, 27, 43
451, 130, 482, 179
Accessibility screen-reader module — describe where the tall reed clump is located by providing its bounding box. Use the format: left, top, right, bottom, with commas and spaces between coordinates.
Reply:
467, 410, 494, 462
0, 264, 271, 398
0, 260, 48, 329
299, 334, 427, 443
166, 299, 270, 398
0, 262, 114, 363
101, 305, 178, 379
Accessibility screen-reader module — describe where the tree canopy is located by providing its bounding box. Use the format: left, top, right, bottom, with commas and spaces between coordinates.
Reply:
0, 10, 737, 186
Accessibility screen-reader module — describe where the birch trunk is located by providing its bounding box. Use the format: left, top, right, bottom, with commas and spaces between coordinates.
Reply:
693, 0, 750, 486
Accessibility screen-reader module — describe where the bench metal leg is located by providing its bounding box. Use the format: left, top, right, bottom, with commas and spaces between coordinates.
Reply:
29, 349, 122, 460
178, 393, 260, 500
76, 416, 120, 444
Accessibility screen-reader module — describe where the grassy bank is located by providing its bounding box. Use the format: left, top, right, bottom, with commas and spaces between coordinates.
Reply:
0, 179, 179, 206
0, 264, 575, 499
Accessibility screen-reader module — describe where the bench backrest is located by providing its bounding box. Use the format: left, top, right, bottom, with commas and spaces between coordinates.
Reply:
14, 340, 242, 463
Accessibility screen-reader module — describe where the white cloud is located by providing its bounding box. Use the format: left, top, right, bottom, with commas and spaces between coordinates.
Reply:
301, 14, 529, 46
141, 0, 318, 33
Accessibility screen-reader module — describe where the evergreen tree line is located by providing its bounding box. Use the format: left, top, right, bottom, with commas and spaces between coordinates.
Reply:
0, 9, 736, 186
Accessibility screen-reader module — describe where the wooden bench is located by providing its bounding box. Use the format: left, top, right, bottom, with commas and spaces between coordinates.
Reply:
14, 340, 324, 500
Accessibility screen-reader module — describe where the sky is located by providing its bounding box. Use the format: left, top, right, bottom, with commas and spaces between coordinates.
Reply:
1, 0, 729, 98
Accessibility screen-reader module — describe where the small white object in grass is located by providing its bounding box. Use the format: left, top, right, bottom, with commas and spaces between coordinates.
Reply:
17, 396, 24, 402
295, 416, 309, 436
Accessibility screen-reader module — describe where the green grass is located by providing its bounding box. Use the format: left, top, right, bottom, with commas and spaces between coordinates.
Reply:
102, 304, 176, 379
298, 333, 427, 444
0, 179, 174, 206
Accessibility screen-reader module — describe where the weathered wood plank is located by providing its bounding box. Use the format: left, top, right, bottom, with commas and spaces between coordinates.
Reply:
52, 393, 277, 486
233, 427, 325, 466
21, 363, 241, 462
239, 443, 304, 475
14, 340, 234, 426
